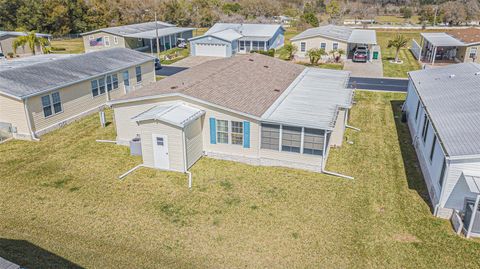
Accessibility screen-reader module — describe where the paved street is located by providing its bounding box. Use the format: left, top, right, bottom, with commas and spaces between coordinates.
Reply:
348, 77, 409, 92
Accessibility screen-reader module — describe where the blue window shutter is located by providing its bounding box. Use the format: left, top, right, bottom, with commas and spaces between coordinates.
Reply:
209, 117, 216, 144
243, 121, 250, 148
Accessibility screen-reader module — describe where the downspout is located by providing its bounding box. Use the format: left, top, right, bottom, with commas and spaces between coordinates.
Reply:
321, 130, 354, 180
23, 98, 40, 141
182, 129, 192, 189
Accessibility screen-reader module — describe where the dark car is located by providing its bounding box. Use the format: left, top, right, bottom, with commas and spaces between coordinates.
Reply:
154, 58, 162, 70
0, 52, 4, 60
353, 46, 368, 62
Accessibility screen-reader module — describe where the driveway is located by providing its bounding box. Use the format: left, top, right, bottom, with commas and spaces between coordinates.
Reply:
156, 56, 220, 76
343, 59, 383, 78
348, 77, 408, 92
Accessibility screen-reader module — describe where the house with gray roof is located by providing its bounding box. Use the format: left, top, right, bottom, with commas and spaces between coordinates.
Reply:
0, 31, 52, 57
0, 48, 156, 140
81, 21, 195, 54
403, 63, 480, 238
189, 23, 284, 57
291, 24, 377, 61
107, 53, 353, 175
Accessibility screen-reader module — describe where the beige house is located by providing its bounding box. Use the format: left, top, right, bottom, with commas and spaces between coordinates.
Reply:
0, 31, 51, 57
0, 48, 155, 140
82, 21, 194, 54
108, 54, 354, 175
291, 25, 377, 61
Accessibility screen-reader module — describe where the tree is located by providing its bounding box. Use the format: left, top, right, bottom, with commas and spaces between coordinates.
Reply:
325, 0, 341, 21
283, 43, 298, 60
441, 1, 467, 25
301, 12, 319, 27
400, 7, 413, 19
12, 31, 50, 55
330, 48, 345, 63
306, 48, 326, 64
387, 34, 409, 63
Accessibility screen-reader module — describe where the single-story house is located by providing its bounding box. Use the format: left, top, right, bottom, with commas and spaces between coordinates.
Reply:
412, 28, 480, 65
0, 48, 155, 140
189, 23, 285, 57
0, 31, 52, 57
403, 63, 480, 238
81, 21, 195, 54
107, 53, 353, 174
291, 24, 377, 61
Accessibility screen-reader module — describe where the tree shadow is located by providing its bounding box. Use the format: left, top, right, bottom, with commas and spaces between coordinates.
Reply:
0, 238, 83, 269
390, 100, 433, 211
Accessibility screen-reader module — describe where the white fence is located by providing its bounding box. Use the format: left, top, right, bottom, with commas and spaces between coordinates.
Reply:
410, 39, 422, 60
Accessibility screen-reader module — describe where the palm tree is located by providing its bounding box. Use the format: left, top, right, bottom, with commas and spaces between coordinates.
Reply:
283, 43, 298, 60
387, 34, 409, 63
13, 31, 50, 56
306, 48, 326, 64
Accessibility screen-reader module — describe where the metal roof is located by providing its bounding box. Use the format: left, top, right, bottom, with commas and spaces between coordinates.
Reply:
462, 171, 480, 194
0, 48, 154, 100
291, 25, 353, 42
0, 31, 51, 38
125, 27, 195, 40
409, 63, 480, 157
262, 68, 353, 130
190, 29, 243, 43
132, 102, 205, 128
205, 23, 283, 38
0, 54, 74, 71
421, 32, 465, 47
82, 21, 177, 36
348, 29, 377, 44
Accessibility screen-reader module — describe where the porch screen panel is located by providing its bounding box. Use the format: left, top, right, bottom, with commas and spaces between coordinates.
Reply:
281, 126, 301, 153
261, 124, 280, 150
303, 128, 324, 155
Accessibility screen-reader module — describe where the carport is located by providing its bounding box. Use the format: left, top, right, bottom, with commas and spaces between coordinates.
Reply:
347, 29, 377, 61
418, 33, 465, 65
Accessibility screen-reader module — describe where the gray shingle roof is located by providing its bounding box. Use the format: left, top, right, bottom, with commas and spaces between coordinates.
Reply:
0, 48, 154, 99
409, 63, 480, 157
82, 21, 175, 36
291, 25, 353, 42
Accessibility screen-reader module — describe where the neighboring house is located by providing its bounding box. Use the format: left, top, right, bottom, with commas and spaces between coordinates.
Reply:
0, 31, 52, 57
403, 63, 480, 238
189, 23, 285, 57
291, 24, 377, 61
413, 28, 480, 65
81, 21, 195, 54
0, 48, 155, 140
107, 54, 353, 174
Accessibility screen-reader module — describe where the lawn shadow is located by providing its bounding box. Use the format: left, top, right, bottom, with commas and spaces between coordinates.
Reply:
0, 238, 83, 269
390, 100, 433, 211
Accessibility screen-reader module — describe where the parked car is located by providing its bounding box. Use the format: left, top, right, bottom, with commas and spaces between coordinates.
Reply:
0, 52, 5, 60
176, 38, 187, 49
353, 46, 368, 62
154, 58, 162, 70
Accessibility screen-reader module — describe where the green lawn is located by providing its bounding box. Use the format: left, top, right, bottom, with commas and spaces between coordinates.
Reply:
1, 92, 480, 268
50, 38, 85, 54
375, 15, 421, 25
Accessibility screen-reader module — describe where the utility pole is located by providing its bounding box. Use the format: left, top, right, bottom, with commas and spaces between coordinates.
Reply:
154, 0, 160, 57
433, 5, 438, 27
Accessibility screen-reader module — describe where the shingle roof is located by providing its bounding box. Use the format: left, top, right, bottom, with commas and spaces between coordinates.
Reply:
409, 63, 480, 157
0, 48, 154, 99
448, 28, 480, 44
82, 21, 175, 36
112, 53, 305, 117
291, 25, 353, 42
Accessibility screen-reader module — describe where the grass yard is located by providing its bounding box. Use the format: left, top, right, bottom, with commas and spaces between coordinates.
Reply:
50, 38, 85, 54
1, 92, 480, 268
377, 30, 422, 78
375, 15, 421, 25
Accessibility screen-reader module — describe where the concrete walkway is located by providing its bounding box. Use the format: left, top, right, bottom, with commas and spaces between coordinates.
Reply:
343, 59, 384, 77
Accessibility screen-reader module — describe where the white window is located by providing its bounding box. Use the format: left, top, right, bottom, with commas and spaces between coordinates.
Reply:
104, 36, 110, 47
320, 43, 326, 50
216, 120, 228, 144
300, 42, 306, 52
106, 74, 119, 91
333, 43, 339, 50
91, 78, 106, 97
91, 80, 99, 97
231, 121, 243, 145
135, 66, 142, 83
41, 92, 62, 118
114, 36, 118, 45
470, 47, 477, 59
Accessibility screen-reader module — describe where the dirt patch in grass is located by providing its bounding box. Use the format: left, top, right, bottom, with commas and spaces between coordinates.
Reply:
393, 233, 421, 243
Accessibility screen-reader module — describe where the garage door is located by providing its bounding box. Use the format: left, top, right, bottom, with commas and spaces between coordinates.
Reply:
195, 43, 228, 57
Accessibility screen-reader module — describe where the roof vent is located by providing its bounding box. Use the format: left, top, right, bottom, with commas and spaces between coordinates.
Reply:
248, 58, 254, 62
449, 74, 456, 78
171, 86, 178, 89
475, 71, 480, 75
264, 65, 269, 68
273, 89, 280, 92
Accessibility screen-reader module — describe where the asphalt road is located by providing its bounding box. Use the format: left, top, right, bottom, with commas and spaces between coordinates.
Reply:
348, 77, 409, 92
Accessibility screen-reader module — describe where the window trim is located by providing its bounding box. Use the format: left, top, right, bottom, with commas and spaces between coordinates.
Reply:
135, 66, 142, 84
333, 43, 339, 50
216, 119, 229, 144
41, 92, 63, 118
231, 121, 244, 146
104, 36, 110, 47
300, 42, 306, 52
320, 42, 326, 50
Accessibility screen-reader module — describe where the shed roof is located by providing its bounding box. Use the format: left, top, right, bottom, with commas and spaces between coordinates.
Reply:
262, 68, 352, 130
82, 21, 176, 36
291, 25, 353, 42
205, 23, 283, 38
448, 28, 480, 44
111, 53, 306, 117
409, 63, 480, 157
348, 29, 377, 44
132, 102, 205, 128
0, 48, 154, 100
421, 32, 465, 47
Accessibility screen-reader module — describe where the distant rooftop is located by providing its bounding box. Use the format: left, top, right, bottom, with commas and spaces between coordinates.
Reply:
409, 63, 480, 157
448, 27, 480, 44
0, 31, 51, 38
291, 24, 376, 44
82, 21, 184, 37
205, 23, 283, 40
0, 54, 74, 71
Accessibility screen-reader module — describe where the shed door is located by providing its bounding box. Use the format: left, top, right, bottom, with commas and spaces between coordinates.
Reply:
152, 134, 169, 170
195, 43, 227, 57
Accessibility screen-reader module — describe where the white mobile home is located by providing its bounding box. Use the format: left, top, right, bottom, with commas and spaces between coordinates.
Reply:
403, 63, 480, 238
108, 54, 353, 174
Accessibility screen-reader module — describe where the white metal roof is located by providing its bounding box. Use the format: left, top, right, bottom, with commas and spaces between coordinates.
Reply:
348, 29, 377, 44
463, 171, 480, 194
421, 32, 465, 47
210, 29, 243, 41
261, 68, 353, 130
125, 27, 195, 39
0, 31, 51, 38
131, 102, 205, 128
82, 21, 175, 36
291, 25, 353, 42
205, 23, 282, 38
